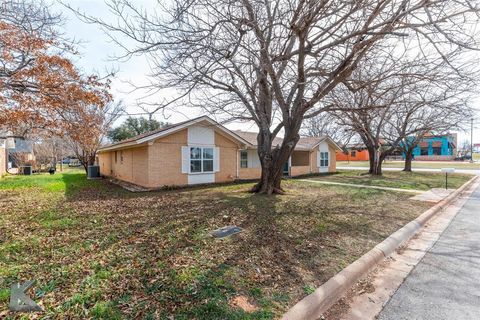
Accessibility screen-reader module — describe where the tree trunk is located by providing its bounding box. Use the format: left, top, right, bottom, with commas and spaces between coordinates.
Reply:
403, 149, 413, 172
251, 152, 284, 194
371, 157, 383, 175
369, 147, 384, 176
367, 147, 375, 174
251, 128, 300, 194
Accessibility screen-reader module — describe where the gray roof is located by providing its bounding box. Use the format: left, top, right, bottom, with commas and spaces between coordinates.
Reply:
233, 131, 337, 151
98, 116, 251, 152
8, 138, 33, 153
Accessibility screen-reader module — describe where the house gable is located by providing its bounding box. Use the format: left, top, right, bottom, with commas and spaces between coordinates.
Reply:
99, 116, 250, 153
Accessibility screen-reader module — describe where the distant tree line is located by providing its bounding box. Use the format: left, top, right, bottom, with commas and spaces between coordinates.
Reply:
108, 117, 169, 142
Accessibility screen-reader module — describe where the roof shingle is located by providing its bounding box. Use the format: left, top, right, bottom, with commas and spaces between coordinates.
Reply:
233, 131, 328, 151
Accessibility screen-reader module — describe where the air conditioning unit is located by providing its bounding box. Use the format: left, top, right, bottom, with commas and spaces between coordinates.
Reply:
87, 165, 101, 179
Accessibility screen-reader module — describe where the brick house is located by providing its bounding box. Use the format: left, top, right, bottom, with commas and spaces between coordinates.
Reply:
234, 131, 340, 179
97, 116, 341, 188
0, 137, 6, 177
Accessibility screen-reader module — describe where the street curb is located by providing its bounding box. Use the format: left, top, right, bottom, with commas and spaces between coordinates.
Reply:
282, 175, 479, 320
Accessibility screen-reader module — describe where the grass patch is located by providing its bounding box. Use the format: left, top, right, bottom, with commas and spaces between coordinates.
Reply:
0, 288, 10, 303
90, 301, 123, 319
35, 209, 79, 230
0, 170, 436, 318
304, 170, 472, 191
303, 285, 316, 295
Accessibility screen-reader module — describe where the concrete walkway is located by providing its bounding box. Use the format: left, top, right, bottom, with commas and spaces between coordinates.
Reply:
299, 179, 424, 194
378, 183, 480, 319
337, 166, 480, 176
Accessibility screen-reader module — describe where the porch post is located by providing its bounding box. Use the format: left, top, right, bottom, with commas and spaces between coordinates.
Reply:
288, 156, 291, 176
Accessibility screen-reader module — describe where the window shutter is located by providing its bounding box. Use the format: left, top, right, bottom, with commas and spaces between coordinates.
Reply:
214, 147, 220, 172
317, 151, 320, 167
181, 146, 190, 173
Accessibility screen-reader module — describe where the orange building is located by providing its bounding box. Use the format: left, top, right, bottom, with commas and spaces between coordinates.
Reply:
336, 146, 370, 161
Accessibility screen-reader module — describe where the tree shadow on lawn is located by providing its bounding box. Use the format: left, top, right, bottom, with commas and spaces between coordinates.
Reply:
61, 172, 102, 199
49, 177, 430, 317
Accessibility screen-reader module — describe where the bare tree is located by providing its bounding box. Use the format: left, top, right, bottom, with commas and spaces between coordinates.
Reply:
33, 136, 72, 171
8, 151, 34, 173
302, 114, 355, 150
68, 0, 480, 193
330, 49, 476, 175
65, 101, 124, 173
390, 91, 472, 172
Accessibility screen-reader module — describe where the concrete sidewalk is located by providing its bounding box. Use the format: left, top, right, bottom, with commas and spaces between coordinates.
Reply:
337, 166, 480, 175
378, 183, 480, 319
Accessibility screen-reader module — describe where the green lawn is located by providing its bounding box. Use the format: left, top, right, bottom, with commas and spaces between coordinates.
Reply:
0, 171, 440, 319
337, 160, 480, 170
303, 170, 473, 191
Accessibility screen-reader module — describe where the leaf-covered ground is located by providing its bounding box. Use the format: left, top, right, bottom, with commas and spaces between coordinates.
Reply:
0, 170, 437, 319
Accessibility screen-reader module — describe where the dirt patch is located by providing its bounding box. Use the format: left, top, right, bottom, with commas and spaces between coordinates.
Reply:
229, 295, 259, 312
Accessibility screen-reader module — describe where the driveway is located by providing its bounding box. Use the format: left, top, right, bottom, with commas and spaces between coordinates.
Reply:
337, 166, 480, 176
378, 182, 480, 319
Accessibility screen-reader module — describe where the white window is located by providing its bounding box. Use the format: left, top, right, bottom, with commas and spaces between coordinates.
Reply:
190, 147, 214, 173
320, 152, 329, 167
240, 150, 248, 168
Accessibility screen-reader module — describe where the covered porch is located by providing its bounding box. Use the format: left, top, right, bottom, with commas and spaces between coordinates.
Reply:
288, 150, 312, 176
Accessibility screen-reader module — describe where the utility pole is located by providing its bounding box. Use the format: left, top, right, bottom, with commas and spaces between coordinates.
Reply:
471, 117, 474, 163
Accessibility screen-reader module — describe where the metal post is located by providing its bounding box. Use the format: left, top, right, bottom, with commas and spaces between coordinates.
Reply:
470, 117, 474, 163
445, 172, 448, 190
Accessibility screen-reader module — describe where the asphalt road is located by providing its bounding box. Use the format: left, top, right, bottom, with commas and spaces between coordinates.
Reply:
337, 166, 480, 175
378, 183, 480, 320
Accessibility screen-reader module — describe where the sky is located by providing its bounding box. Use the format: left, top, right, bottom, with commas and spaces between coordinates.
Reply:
55, 0, 480, 144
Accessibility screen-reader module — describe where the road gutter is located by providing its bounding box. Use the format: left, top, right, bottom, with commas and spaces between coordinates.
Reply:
282, 175, 479, 320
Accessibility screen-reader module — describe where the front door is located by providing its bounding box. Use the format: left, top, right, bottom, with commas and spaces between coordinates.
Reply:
283, 161, 289, 176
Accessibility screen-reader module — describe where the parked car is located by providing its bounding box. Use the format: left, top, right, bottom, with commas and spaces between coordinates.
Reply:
68, 159, 81, 167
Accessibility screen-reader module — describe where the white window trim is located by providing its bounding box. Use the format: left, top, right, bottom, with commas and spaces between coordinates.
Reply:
320, 151, 329, 167
240, 150, 248, 168
189, 146, 215, 174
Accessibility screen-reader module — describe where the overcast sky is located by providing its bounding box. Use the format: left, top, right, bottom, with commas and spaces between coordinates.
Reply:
56, 0, 480, 144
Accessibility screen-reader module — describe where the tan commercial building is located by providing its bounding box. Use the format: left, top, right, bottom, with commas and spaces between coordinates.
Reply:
97, 116, 341, 188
